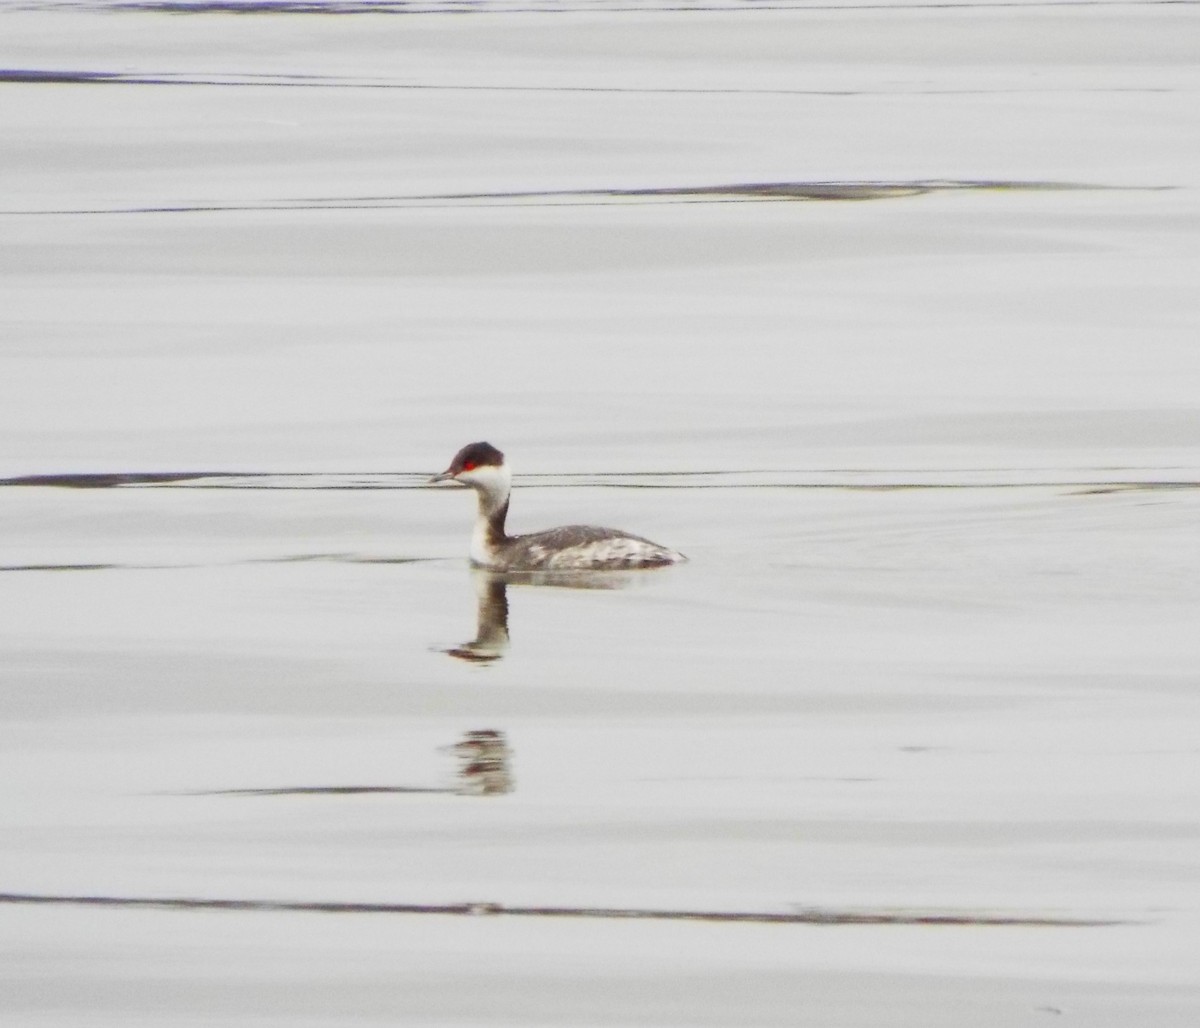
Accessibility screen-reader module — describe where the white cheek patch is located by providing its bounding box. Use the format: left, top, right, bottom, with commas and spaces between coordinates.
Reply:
457, 465, 507, 490
457, 463, 513, 510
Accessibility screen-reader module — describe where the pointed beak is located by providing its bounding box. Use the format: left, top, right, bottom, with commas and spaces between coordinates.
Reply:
429, 469, 457, 485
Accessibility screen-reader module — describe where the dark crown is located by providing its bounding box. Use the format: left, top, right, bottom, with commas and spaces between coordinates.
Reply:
449, 441, 505, 473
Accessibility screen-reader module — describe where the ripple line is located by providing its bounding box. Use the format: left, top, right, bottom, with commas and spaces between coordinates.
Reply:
6, 178, 1157, 217
2, 470, 1196, 491
0, 891, 1127, 927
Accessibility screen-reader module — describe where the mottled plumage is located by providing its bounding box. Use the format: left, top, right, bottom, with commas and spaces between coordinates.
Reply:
431, 442, 686, 572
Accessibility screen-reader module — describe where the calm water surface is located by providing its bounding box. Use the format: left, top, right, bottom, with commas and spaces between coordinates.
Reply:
4, 1, 1200, 1024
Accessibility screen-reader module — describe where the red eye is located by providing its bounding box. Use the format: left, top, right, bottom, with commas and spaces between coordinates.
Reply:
462, 461, 476, 471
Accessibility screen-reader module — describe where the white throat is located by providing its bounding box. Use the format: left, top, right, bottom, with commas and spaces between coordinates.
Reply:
457, 463, 511, 566
460, 463, 511, 516
470, 518, 496, 566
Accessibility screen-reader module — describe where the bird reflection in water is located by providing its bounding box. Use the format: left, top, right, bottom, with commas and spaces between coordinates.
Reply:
446, 729, 514, 796
441, 568, 634, 665
436, 572, 640, 798
442, 572, 511, 663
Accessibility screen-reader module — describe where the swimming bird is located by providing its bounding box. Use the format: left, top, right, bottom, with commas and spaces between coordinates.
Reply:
430, 441, 686, 571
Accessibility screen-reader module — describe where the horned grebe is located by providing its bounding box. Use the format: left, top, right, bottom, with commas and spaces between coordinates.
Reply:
430, 442, 686, 571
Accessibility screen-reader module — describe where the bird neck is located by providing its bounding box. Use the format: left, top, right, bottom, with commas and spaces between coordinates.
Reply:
469, 466, 511, 564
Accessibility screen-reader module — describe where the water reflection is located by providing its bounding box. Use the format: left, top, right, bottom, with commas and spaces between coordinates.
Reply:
191, 728, 514, 797
442, 573, 510, 663
445, 729, 515, 796
442, 569, 633, 664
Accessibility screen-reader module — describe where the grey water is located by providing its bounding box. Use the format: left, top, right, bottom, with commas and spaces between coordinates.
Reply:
4, 1, 1200, 1024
